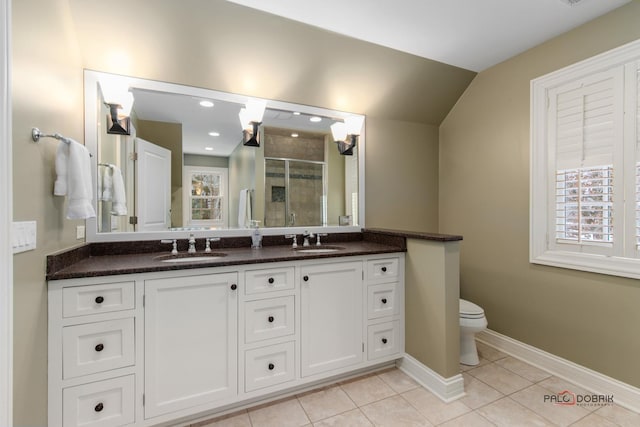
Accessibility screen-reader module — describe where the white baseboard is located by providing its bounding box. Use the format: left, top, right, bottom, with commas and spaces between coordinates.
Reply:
477, 329, 640, 413
397, 354, 465, 402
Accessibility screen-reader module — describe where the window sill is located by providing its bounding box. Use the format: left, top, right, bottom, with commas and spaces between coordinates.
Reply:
531, 250, 640, 280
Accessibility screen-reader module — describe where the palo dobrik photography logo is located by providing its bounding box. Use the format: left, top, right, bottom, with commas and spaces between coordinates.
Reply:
543, 390, 614, 407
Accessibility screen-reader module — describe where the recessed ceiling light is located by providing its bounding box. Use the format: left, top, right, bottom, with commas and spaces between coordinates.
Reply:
293, 112, 301, 115
208, 131, 220, 137
199, 100, 214, 108
204, 147, 214, 151
291, 133, 299, 138
309, 116, 322, 123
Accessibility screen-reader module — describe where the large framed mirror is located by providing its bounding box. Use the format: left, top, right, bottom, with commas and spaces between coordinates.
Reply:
84, 70, 365, 242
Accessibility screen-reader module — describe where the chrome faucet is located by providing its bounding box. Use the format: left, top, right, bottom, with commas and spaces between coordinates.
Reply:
205, 237, 221, 253
303, 231, 315, 247
188, 234, 196, 253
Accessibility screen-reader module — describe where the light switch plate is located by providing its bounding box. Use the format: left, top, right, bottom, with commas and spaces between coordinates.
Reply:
76, 225, 86, 240
12, 221, 36, 254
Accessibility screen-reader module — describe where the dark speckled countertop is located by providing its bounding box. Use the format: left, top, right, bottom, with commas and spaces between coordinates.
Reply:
46, 229, 462, 281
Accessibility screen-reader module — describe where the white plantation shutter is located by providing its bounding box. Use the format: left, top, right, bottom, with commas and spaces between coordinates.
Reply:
551, 68, 621, 170
550, 68, 623, 248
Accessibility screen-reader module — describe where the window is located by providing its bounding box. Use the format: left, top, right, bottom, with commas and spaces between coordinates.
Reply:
530, 39, 640, 278
183, 166, 228, 228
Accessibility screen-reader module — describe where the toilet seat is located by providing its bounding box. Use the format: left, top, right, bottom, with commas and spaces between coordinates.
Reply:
460, 299, 484, 319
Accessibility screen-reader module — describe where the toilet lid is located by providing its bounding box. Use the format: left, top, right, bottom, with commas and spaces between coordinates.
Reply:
460, 299, 484, 318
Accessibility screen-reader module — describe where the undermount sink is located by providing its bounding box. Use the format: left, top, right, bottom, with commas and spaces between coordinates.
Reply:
294, 246, 344, 254
154, 252, 227, 263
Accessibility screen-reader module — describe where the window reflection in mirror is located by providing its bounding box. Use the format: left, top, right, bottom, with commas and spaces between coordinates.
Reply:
85, 70, 364, 241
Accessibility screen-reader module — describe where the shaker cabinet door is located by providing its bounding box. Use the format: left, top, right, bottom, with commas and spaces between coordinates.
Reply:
300, 261, 363, 377
144, 272, 238, 419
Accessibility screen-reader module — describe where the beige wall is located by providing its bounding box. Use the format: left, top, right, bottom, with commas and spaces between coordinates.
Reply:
439, 2, 640, 388
12, 0, 84, 424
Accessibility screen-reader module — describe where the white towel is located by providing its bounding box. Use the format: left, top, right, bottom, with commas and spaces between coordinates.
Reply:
110, 165, 127, 216
238, 189, 252, 228
54, 139, 96, 220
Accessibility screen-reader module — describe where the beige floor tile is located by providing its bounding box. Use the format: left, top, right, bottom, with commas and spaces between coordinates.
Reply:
297, 385, 356, 422
511, 384, 590, 426
340, 374, 396, 406
192, 410, 251, 427
377, 368, 420, 393
460, 356, 493, 372
360, 395, 433, 426
476, 342, 508, 362
461, 373, 504, 410
439, 411, 497, 427
402, 387, 472, 425
495, 357, 552, 382
467, 363, 533, 395
594, 404, 640, 427
248, 397, 311, 427
569, 412, 619, 427
312, 408, 374, 427
477, 397, 554, 427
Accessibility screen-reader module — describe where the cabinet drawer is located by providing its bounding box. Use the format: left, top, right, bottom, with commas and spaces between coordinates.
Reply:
245, 267, 295, 295
245, 296, 295, 343
367, 321, 401, 360
366, 258, 399, 281
63, 375, 135, 427
63, 282, 135, 318
245, 341, 295, 392
367, 282, 400, 320
63, 318, 135, 379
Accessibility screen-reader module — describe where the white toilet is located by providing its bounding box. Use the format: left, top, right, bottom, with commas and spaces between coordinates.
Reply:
459, 299, 488, 366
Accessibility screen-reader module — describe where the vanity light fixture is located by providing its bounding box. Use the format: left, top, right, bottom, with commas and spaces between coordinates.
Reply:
98, 78, 134, 136
291, 133, 299, 138
239, 99, 267, 147
331, 115, 364, 155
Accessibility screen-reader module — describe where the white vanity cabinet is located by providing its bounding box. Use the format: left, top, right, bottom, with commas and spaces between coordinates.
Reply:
300, 260, 364, 377
143, 272, 238, 419
48, 252, 404, 427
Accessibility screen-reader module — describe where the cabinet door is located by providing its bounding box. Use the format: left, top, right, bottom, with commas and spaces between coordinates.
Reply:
144, 272, 238, 419
301, 261, 363, 377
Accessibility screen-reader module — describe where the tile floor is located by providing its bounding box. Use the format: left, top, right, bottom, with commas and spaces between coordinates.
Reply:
192, 342, 640, 427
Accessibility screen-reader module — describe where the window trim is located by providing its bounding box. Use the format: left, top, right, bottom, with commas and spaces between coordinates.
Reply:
530, 38, 640, 279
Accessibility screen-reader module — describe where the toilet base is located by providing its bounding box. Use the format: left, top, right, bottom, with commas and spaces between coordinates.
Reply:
460, 333, 480, 366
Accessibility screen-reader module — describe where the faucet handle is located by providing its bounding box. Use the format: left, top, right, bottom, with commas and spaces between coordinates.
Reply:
161, 239, 178, 255
284, 234, 298, 248
316, 233, 328, 246
205, 237, 221, 253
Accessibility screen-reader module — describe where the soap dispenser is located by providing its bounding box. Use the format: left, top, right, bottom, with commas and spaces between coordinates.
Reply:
251, 220, 262, 249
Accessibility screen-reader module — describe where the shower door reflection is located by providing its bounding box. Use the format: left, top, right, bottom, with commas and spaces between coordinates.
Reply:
264, 159, 326, 227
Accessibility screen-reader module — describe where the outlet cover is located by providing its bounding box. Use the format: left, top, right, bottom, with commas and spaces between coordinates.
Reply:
76, 225, 86, 240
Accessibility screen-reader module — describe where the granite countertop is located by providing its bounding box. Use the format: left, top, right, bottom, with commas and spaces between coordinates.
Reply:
46, 229, 462, 281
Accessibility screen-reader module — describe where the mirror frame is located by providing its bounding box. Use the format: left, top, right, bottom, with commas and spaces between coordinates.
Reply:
84, 70, 366, 242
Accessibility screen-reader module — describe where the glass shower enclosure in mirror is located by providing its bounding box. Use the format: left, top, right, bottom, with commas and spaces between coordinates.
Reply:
84, 70, 365, 241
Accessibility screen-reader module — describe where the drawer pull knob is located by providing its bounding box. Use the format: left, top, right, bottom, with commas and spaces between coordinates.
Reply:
268, 363, 275, 370
268, 316, 274, 323
381, 298, 387, 304
230, 284, 237, 290
95, 344, 104, 352
95, 402, 104, 412
381, 267, 387, 272
303, 275, 309, 282
95, 296, 104, 304
382, 338, 388, 344
268, 277, 275, 284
